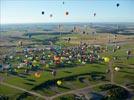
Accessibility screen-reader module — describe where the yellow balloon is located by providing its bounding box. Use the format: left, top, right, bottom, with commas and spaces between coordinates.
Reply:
35, 72, 41, 78
57, 80, 62, 85
104, 57, 110, 63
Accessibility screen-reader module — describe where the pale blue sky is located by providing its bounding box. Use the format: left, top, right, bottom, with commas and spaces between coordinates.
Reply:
0, 0, 134, 24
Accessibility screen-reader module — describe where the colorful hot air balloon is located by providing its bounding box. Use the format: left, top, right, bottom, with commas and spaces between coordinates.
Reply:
116, 3, 120, 7
57, 80, 62, 85
42, 11, 44, 15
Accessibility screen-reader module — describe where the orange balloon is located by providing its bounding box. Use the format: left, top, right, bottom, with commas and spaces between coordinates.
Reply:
54, 56, 61, 61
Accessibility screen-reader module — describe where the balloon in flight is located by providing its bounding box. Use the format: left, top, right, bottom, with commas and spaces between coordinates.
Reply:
42, 11, 45, 15
94, 13, 96, 17
116, 3, 120, 7
65, 11, 69, 16
50, 14, 53, 18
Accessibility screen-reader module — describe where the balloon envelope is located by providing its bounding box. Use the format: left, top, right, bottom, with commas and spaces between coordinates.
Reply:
65, 12, 69, 15
42, 11, 44, 15
104, 57, 110, 63
116, 3, 120, 7
35, 72, 41, 78
57, 80, 62, 85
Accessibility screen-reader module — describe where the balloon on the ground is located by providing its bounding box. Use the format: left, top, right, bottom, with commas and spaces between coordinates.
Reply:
57, 80, 62, 85
114, 67, 120, 71
35, 72, 41, 78
103, 57, 110, 63
94, 13, 96, 16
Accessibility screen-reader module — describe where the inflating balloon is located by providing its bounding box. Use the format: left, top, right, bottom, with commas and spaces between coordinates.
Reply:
57, 80, 62, 85
35, 72, 41, 78
54, 56, 60, 61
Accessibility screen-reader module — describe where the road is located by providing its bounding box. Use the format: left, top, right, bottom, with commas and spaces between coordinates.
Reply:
0, 82, 49, 100
0, 81, 133, 100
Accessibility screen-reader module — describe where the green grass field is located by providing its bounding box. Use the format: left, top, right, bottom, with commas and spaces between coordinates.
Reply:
0, 33, 134, 100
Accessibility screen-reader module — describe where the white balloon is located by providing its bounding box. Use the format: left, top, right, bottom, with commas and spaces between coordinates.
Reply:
115, 67, 120, 71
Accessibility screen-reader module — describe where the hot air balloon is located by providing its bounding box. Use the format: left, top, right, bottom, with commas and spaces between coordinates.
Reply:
114, 67, 120, 71
34, 72, 41, 78
54, 56, 61, 61
50, 14, 53, 18
62, 1, 65, 4
94, 13, 96, 17
42, 11, 45, 15
103, 57, 110, 63
57, 80, 62, 85
65, 11, 69, 16
116, 3, 120, 7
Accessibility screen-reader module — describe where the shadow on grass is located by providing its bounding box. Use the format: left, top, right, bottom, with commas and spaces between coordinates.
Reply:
24, 82, 34, 86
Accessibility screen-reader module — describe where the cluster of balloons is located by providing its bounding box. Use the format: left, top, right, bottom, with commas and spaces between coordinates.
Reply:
41, 2, 120, 19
